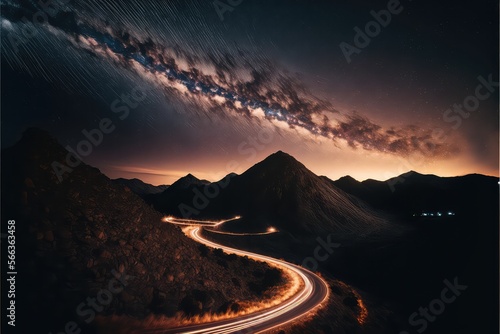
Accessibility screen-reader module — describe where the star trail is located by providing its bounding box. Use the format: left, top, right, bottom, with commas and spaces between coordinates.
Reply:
1, 0, 497, 184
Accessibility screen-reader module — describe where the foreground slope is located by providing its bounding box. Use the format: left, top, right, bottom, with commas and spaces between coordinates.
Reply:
1, 129, 286, 333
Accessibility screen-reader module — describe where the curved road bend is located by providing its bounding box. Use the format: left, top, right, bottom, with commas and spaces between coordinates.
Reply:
144, 220, 329, 334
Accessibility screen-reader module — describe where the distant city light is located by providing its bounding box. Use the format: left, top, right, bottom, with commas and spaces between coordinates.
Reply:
268, 227, 277, 233
415, 211, 455, 218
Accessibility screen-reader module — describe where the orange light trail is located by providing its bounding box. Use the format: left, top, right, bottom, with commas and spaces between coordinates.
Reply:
357, 297, 368, 325
161, 216, 241, 227
204, 228, 278, 236
154, 217, 330, 334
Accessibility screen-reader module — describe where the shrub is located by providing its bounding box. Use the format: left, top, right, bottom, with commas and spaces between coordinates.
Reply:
198, 244, 210, 257
213, 248, 224, 257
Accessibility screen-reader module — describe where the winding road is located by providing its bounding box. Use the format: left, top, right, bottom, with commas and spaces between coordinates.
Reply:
147, 217, 330, 334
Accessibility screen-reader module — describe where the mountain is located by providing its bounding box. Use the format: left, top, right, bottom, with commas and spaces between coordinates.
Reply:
330, 171, 498, 219
1, 129, 287, 332
113, 178, 169, 197
146, 173, 211, 214
328, 175, 360, 191
148, 151, 392, 239
166, 173, 210, 192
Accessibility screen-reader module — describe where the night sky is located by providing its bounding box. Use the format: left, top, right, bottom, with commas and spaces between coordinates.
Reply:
1, 0, 498, 185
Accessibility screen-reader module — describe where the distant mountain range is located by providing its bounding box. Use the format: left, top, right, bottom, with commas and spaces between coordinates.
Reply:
147, 151, 498, 238
147, 151, 393, 239
113, 178, 169, 197
330, 170, 497, 218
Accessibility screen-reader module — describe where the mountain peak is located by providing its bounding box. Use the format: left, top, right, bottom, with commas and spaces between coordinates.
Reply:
19, 127, 59, 148
250, 151, 311, 175
168, 173, 209, 191
240, 151, 312, 183
5, 127, 69, 164
183, 173, 198, 180
270, 150, 292, 157
402, 170, 419, 176
263, 150, 302, 166
337, 175, 358, 182
397, 170, 432, 180
23, 127, 48, 136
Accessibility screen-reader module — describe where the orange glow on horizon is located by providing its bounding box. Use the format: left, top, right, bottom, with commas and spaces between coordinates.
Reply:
101, 152, 497, 186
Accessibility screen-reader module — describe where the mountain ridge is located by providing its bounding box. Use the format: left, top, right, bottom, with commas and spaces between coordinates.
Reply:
148, 149, 393, 239
113, 177, 169, 197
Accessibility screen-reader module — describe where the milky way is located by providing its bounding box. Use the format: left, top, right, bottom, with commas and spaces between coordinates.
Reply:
1, 0, 455, 158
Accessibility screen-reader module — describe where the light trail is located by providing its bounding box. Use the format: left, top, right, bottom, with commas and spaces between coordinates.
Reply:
147, 217, 330, 334
203, 225, 278, 236
162, 216, 241, 227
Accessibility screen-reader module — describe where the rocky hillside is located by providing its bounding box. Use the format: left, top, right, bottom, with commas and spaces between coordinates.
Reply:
146, 173, 211, 214
1, 129, 286, 333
